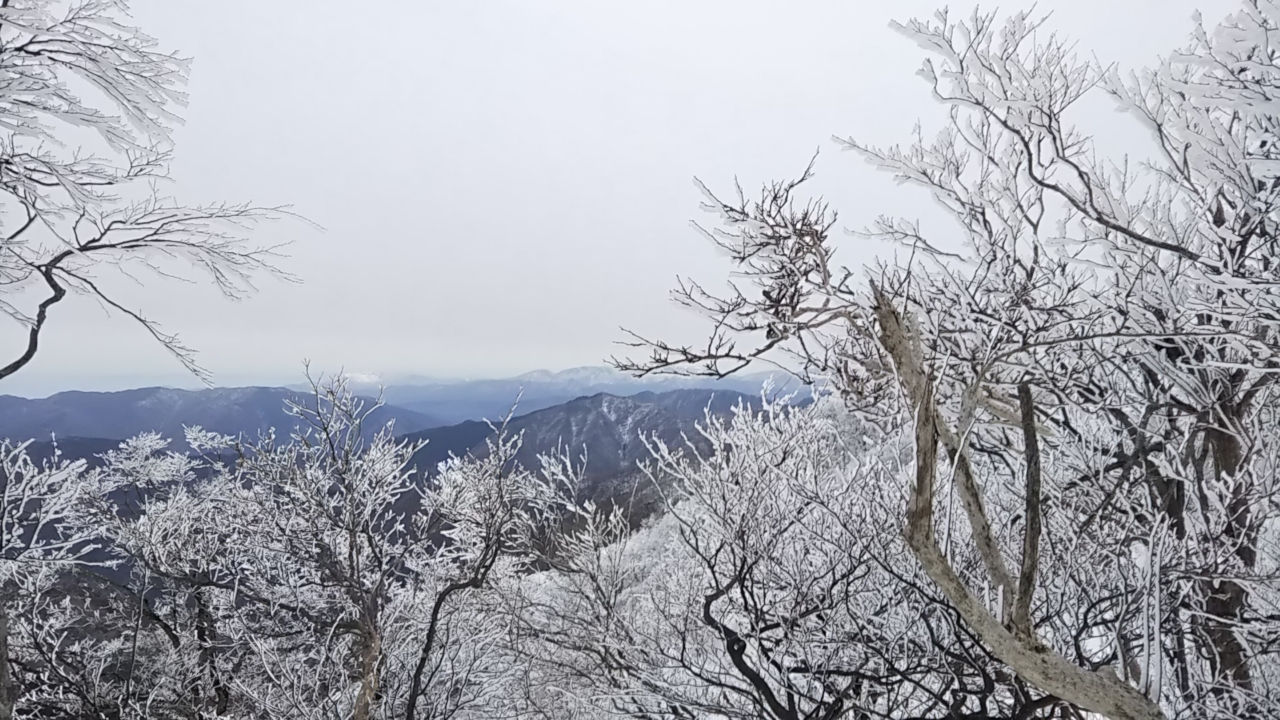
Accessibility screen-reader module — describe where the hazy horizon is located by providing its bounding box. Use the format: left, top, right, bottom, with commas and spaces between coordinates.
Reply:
1, 362, 799, 399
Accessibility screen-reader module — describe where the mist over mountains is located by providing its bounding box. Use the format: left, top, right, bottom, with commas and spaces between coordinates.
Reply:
334, 365, 793, 425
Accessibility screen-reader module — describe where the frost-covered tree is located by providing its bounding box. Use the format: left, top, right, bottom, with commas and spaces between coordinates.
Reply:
47, 377, 564, 720
509, 398, 1085, 720
618, 4, 1280, 718
0, 0, 286, 383
0, 441, 100, 719
0, 3, 284, 713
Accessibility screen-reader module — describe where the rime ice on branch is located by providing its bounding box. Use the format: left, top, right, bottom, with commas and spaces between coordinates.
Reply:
617, 3, 1280, 718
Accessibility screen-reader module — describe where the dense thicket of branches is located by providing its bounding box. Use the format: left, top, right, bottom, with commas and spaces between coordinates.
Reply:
3, 2, 1280, 720
0, 2, 284, 718
0, 377, 567, 719
614, 2, 1280, 718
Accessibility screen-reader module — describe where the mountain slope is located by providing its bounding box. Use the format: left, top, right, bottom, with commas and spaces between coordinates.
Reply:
401, 388, 758, 516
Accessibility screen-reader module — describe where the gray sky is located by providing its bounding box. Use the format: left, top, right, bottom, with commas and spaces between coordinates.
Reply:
3, 0, 1219, 396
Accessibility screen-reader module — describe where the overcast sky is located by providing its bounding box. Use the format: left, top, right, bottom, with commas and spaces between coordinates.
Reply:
2, 0, 1222, 396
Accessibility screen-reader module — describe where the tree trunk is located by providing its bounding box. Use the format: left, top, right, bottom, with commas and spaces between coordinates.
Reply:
0, 605, 14, 720
353, 627, 382, 720
194, 588, 230, 715
1200, 426, 1256, 711
905, 391, 1165, 720
875, 294, 1166, 720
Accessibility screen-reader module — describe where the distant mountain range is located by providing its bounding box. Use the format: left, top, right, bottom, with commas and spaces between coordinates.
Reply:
0, 386, 441, 447
335, 365, 795, 425
0, 367, 808, 514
